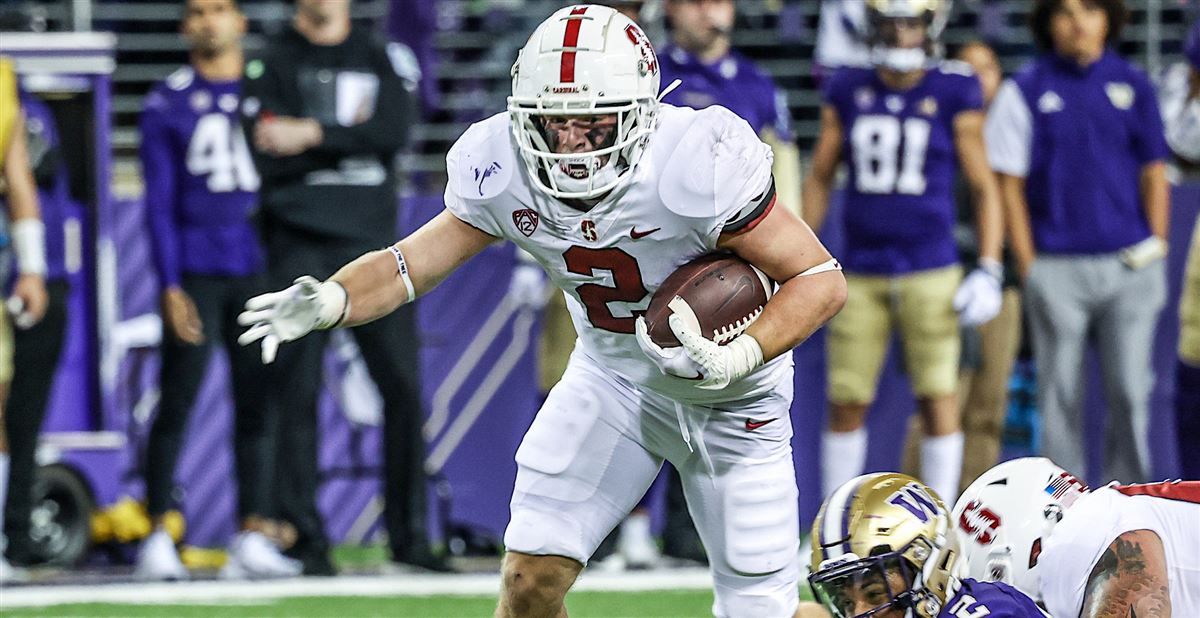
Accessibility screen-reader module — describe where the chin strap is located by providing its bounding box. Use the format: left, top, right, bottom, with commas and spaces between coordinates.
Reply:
657, 79, 682, 102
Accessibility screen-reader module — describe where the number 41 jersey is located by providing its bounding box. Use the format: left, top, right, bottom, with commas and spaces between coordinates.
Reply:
140, 67, 262, 288
444, 104, 793, 405
824, 62, 983, 275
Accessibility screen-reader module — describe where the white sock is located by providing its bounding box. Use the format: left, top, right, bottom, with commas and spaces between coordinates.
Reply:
0, 453, 9, 553
823, 429, 867, 498
921, 432, 964, 505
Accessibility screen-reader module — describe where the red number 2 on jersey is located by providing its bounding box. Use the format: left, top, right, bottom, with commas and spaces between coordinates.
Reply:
562, 246, 648, 334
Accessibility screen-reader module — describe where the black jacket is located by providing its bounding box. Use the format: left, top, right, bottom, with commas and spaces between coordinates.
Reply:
242, 25, 418, 244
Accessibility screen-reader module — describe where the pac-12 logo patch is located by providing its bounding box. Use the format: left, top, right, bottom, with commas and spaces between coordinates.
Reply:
512, 209, 539, 237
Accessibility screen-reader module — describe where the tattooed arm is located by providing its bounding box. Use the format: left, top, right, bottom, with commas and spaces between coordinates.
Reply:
1080, 530, 1171, 618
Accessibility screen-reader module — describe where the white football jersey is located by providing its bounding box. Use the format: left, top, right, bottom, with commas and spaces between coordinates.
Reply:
1039, 483, 1200, 618
444, 104, 793, 405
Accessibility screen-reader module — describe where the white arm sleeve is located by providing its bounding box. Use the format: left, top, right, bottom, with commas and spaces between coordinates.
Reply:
1159, 64, 1200, 163
985, 80, 1033, 177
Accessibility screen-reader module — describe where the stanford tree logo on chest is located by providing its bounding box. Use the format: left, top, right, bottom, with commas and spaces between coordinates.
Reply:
581, 219, 598, 242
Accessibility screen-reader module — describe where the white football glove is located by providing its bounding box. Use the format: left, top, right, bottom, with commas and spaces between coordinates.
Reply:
237, 275, 349, 363
953, 260, 1003, 327
635, 313, 764, 391
636, 316, 704, 380
507, 263, 549, 310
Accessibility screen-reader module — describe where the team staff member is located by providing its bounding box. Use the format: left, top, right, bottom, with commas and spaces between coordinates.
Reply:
241, 0, 438, 574
986, 0, 1170, 483
0, 54, 48, 584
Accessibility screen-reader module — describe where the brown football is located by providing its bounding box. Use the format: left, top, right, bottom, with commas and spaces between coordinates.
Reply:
643, 253, 773, 348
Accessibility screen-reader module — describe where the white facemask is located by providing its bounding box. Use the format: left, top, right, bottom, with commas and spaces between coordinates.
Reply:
871, 46, 929, 72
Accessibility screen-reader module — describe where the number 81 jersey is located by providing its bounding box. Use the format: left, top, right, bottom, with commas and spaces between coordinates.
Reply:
824, 63, 983, 275
444, 104, 793, 405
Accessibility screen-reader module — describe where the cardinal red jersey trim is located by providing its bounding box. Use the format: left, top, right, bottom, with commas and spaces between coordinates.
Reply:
1113, 481, 1200, 504
559, 7, 589, 83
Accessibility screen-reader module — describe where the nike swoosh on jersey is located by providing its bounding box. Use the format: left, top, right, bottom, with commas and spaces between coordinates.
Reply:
744, 418, 777, 431
630, 227, 661, 240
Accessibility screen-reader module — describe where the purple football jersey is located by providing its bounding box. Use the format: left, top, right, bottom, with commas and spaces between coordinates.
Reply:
140, 67, 263, 289
659, 44, 794, 141
942, 579, 1045, 617
825, 63, 983, 274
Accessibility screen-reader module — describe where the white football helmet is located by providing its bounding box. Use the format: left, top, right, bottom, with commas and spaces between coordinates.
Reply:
508, 4, 665, 200
864, 0, 951, 72
949, 458, 1089, 602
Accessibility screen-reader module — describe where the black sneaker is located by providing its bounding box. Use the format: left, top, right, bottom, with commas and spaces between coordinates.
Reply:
294, 548, 337, 577
392, 545, 454, 573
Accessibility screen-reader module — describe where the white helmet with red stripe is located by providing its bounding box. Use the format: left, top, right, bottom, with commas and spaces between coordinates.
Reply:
949, 457, 1089, 602
508, 4, 665, 200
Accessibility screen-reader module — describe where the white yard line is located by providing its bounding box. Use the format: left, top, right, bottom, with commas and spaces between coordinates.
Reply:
0, 568, 714, 607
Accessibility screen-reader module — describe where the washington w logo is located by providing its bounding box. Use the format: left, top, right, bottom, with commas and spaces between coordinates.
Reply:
887, 482, 940, 523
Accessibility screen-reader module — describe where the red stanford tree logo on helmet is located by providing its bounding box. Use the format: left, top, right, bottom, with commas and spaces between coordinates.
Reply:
625, 24, 658, 77
512, 209, 539, 237
958, 499, 1002, 546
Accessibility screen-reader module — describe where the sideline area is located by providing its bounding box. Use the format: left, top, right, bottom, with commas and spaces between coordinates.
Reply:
0, 568, 714, 608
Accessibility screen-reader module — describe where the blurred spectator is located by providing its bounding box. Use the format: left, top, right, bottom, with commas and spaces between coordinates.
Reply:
1159, 21, 1200, 478
660, 0, 801, 218
814, 0, 870, 76
804, 1, 1004, 504
2, 90, 74, 569
986, 0, 1170, 482
387, 0, 439, 115
0, 54, 48, 584
595, 0, 645, 22
241, 0, 440, 574
902, 40, 1020, 493
136, 0, 299, 581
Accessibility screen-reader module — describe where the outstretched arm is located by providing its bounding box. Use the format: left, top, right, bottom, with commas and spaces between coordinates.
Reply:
1080, 529, 1171, 618
332, 210, 496, 326
239, 209, 495, 362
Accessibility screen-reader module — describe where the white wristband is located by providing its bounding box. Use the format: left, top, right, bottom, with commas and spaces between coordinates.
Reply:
728, 333, 765, 382
12, 218, 47, 276
389, 245, 416, 304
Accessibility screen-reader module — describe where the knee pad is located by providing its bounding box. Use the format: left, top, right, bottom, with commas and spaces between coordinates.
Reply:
715, 592, 798, 618
723, 458, 799, 575
504, 506, 590, 566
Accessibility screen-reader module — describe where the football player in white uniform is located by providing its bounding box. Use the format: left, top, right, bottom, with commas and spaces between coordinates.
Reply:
237, 5, 847, 617
952, 458, 1200, 618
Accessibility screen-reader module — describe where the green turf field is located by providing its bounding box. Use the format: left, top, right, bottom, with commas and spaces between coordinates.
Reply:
1, 589, 715, 617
